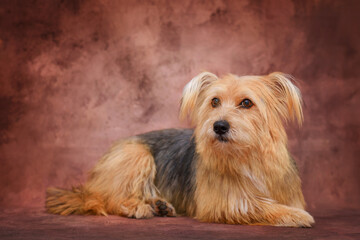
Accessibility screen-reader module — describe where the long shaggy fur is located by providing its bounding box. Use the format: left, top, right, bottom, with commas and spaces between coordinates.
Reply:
46, 71, 314, 227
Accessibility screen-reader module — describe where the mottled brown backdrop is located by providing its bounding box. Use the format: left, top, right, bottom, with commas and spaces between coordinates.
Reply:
0, 0, 359, 213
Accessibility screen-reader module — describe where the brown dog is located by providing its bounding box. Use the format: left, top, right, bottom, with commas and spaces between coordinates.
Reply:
46, 72, 314, 227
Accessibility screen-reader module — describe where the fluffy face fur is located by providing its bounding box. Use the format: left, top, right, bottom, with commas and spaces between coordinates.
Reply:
46, 72, 314, 227
181, 72, 302, 152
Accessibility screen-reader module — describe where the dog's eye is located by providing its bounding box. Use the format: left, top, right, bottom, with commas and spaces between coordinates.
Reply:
211, 98, 220, 108
239, 99, 253, 109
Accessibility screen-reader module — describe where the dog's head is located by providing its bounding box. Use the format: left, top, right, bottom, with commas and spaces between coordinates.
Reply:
180, 72, 303, 153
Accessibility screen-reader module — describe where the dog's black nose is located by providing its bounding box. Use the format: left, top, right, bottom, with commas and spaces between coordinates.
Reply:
213, 120, 230, 135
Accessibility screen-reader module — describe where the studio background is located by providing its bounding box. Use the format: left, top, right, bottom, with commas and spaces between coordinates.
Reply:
0, 0, 359, 214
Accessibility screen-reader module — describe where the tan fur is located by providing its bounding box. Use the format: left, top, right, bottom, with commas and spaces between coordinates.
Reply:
46, 187, 107, 216
181, 72, 313, 227
46, 71, 314, 227
47, 138, 175, 218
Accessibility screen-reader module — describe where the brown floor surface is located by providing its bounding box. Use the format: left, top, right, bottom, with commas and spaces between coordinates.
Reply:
0, 208, 359, 240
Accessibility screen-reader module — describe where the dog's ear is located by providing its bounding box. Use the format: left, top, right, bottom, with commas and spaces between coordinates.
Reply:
179, 72, 218, 122
264, 72, 303, 126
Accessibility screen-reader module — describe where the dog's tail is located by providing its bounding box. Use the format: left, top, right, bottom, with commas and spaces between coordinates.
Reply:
46, 186, 107, 216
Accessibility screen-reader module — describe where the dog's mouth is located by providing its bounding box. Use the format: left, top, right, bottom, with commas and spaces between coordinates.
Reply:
216, 135, 229, 142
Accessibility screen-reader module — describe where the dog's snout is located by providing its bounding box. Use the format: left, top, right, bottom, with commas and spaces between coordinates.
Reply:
213, 120, 230, 135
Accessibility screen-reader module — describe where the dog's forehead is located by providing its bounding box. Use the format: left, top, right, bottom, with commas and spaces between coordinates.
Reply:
209, 75, 262, 95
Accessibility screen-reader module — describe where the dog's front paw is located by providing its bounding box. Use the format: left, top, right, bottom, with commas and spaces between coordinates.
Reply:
149, 198, 176, 217
275, 208, 315, 228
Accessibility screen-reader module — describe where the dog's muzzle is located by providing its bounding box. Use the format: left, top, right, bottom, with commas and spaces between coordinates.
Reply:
213, 120, 230, 142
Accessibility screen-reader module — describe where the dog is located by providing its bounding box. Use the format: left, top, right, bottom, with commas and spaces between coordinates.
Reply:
46, 71, 315, 227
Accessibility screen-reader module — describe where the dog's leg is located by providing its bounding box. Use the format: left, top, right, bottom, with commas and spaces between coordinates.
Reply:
196, 196, 314, 227
248, 197, 315, 227
86, 138, 175, 218
194, 174, 313, 227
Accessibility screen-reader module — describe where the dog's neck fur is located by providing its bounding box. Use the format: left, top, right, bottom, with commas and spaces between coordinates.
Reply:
193, 125, 304, 221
